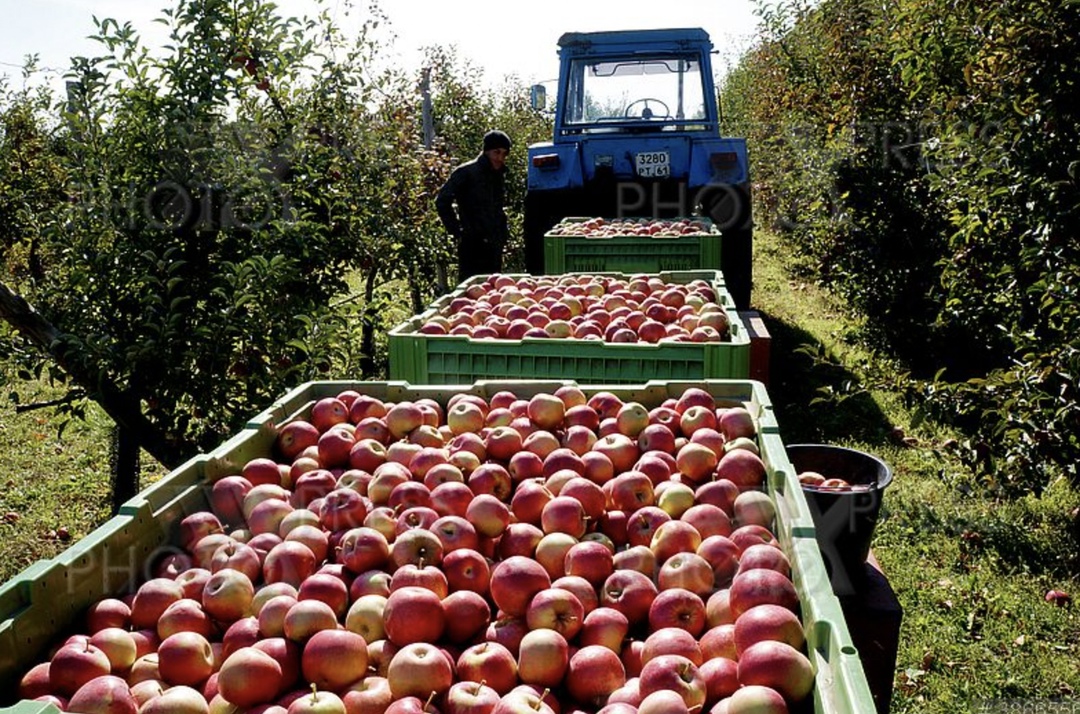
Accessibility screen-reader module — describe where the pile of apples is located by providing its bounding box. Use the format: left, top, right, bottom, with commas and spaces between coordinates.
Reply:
417, 273, 732, 344
16, 385, 817, 714
797, 473, 871, 492
549, 218, 716, 238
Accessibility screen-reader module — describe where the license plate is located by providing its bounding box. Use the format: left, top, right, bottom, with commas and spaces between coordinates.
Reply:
635, 151, 670, 178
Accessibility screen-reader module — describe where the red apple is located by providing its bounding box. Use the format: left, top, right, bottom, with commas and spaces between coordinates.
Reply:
489, 556, 552, 618
383, 586, 447, 646
565, 645, 626, 708
388, 641, 455, 700
455, 641, 519, 695
515, 628, 569, 688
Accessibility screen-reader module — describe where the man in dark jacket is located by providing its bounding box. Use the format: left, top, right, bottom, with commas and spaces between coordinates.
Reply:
436, 130, 512, 283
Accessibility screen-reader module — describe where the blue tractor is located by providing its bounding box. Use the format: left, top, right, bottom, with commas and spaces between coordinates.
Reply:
525, 28, 753, 309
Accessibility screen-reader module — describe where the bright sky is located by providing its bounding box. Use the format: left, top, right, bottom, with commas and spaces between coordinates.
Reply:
0, 0, 761, 95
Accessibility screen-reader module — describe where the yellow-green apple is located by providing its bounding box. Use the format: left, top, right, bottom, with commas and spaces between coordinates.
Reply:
733, 602, 805, 656
516, 629, 569, 688
448, 401, 486, 436
678, 405, 717, 437
485, 406, 515, 428
286, 687, 346, 714
495, 523, 544, 560
525, 587, 584, 640
609, 471, 655, 514
157, 598, 214, 640
733, 490, 776, 530
491, 687, 556, 714
385, 401, 424, 440
468, 463, 513, 501
362, 506, 398, 542
367, 462, 411, 506
737, 543, 792, 579
48, 640, 113, 697
301, 629, 369, 692
737, 640, 814, 703
729, 524, 779, 553
682, 504, 732, 540
277, 420, 320, 462
715, 449, 767, 492
344, 593, 387, 643
578, 606, 629, 653
157, 631, 215, 687
390, 527, 444, 570
704, 592, 736, 633
533, 531, 578, 581
729, 568, 799, 617
442, 589, 492, 644
467, 494, 512, 539
641, 625, 703, 666
263, 541, 318, 589
484, 616, 529, 658
125, 653, 161, 686
336, 527, 390, 575
647, 587, 708, 637
383, 586, 447, 646
638, 654, 706, 710
612, 544, 657, 578
600, 570, 658, 627
430, 482, 474, 519
543, 467, 579, 496
551, 574, 599, 615
656, 482, 695, 519
566, 645, 626, 708
133, 686, 205, 712
650, 520, 702, 564
387, 641, 454, 700
720, 684, 788, 713
490, 556, 552, 618
66, 674, 139, 714
279, 507, 324, 536
554, 384, 587, 408
407, 424, 444, 449
89, 627, 138, 672
657, 552, 715, 598
441, 547, 491, 595
84, 597, 131, 634
615, 402, 650, 438
366, 639, 400, 679
282, 599, 338, 643
342, 675, 393, 714
201, 568, 255, 624
675, 442, 718, 484
593, 433, 640, 474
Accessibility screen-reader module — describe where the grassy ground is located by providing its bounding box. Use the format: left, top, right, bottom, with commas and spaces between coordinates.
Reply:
1, 231, 1078, 711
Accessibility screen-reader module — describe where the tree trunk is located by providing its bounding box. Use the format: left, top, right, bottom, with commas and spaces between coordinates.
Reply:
0, 280, 196, 469
110, 425, 141, 513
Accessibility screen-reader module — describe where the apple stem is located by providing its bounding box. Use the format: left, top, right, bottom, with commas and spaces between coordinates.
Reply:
310, 682, 318, 700
475, 680, 486, 695
424, 691, 437, 709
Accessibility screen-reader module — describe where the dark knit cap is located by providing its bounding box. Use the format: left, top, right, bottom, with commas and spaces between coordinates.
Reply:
482, 130, 512, 152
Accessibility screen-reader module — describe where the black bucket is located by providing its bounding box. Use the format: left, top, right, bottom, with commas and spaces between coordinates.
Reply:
786, 444, 892, 596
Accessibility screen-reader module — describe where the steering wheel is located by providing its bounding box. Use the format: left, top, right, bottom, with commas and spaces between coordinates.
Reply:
624, 98, 671, 120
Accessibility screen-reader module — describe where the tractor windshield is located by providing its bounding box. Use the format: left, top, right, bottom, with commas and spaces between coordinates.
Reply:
563, 55, 708, 129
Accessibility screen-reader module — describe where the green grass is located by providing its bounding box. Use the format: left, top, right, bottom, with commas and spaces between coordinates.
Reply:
1, 231, 1078, 711
752, 230, 1080, 712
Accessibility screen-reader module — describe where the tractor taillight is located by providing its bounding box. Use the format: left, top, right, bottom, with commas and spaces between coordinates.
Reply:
710, 152, 739, 169
532, 153, 561, 169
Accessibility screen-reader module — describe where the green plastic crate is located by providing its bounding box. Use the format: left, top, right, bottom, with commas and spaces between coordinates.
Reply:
0, 379, 872, 714
543, 217, 722, 274
388, 271, 750, 385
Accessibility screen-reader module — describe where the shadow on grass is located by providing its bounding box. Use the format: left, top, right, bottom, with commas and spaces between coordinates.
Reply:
757, 309, 895, 446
